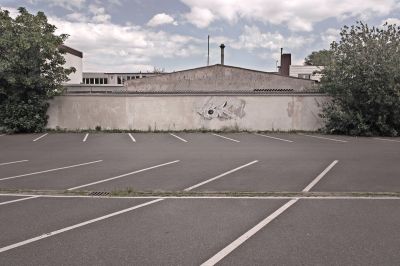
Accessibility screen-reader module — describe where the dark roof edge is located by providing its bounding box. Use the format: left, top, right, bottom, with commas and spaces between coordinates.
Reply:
59, 44, 83, 58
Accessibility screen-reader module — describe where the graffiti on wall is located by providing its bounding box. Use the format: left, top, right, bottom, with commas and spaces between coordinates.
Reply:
197, 97, 246, 120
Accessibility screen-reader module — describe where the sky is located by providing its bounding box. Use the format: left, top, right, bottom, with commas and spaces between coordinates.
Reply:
1, 0, 400, 73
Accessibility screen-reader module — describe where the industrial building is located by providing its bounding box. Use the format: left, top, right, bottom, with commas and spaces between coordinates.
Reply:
82, 72, 159, 85
59, 45, 83, 84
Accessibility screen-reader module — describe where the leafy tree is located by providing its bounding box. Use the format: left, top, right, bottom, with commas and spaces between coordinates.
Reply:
304, 49, 333, 66
0, 7, 74, 133
320, 21, 400, 136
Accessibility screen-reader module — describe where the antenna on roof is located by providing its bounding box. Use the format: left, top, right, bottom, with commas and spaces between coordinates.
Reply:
207, 35, 210, 66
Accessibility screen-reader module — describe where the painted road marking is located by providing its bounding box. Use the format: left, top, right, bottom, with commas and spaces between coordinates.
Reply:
298, 133, 347, 143
83, 133, 89, 142
169, 133, 188, 143
211, 133, 240, 143
373, 138, 400, 143
0, 134, 4, 137
0, 196, 40, 206
302, 160, 338, 192
128, 133, 136, 142
254, 133, 293, 143
0, 160, 29, 166
184, 160, 258, 191
0, 199, 164, 254
201, 159, 339, 265
0, 160, 103, 182
67, 160, 180, 190
201, 199, 299, 266
33, 133, 48, 142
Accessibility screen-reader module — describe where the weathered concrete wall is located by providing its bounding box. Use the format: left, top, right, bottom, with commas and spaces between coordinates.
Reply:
47, 94, 326, 131
125, 65, 317, 93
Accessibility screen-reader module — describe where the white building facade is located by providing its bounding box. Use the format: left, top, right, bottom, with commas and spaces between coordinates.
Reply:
60, 45, 83, 84
289, 65, 324, 82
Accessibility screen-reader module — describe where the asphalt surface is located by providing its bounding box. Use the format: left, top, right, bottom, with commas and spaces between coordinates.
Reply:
0, 133, 399, 265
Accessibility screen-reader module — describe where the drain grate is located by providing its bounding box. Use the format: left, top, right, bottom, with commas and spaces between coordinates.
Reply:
88, 191, 110, 196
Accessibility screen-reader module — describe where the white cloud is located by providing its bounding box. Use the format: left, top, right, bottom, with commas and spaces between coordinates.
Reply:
231, 25, 314, 51
48, 17, 203, 72
28, 0, 86, 10
0, 6, 19, 18
180, 0, 399, 31
321, 28, 340, 47
184, 6, 214, 28
147, 13, 177, 27
382, 17, 400, 26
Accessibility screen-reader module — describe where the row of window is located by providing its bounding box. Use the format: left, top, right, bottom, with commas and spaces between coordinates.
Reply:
83, 78, 108, 84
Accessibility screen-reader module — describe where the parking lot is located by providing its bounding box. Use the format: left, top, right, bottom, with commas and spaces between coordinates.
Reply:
0, 132, 399, 265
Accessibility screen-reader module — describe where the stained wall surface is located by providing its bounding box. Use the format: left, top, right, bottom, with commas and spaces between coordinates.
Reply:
46, 94, 327, 131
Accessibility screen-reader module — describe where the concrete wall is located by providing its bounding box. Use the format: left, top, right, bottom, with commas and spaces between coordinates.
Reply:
47, 94, 326, 131
126, 65, 317, 92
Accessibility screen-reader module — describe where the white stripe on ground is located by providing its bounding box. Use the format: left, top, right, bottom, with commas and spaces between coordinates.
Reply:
83, 133, 89, 142
169, 133, 188, 143
302, 160, 338, 192
0, 196, 40, 206
211, 133, 240, 143
67, 160, 180, 191
0, 160, 29, 166
0, 134, 4, 137
184, 160, 258, 191
33, 133, 48, 142
0, 160, 103, 182
0, 198, 164, 254
201, 199, 298, 266
128, 133, 136, 142
201, 159, 339, 265
298, 133, 347, 143
0, 194, 399, 200
373, 138, 400, 143
254, 133, 293, 143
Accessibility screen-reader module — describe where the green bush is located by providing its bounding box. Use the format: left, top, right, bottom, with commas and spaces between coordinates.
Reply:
320, 22, 400, 136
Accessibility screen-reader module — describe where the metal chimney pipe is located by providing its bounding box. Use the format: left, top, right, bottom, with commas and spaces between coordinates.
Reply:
220, 43, 225, 65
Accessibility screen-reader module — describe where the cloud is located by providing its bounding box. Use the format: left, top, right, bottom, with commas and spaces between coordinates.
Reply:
0, 6, 19, 18
27, 0, 86, 10
48, 17, 203, 72
147, 13, 177, 27
184, 6, 214, 28
180, 0, 399, 31
231, 25, 314, 51
321, 28, 340, 47
88, 4, 111, 23
382, 17, 400, 26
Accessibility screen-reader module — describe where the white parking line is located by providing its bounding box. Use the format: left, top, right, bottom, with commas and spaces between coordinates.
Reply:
184, 160, 258, 191
83, 133, 89, 142
33, 133, 48, 142
0, 160, 29, 166
302, 160, 338, 192
67, 160, 180, 190
211, 133, 240, 143
0, 160, 103, 182
128, 133, 136, 142
0, 134, 4, 137
298, 133, 348, 143
169, 133, 188, 143
201, 159, 339, 265
373, 138, 400, 143
201, 199, 298, 266
0, 198, 164, 254
0, 196, 40, 206
254, 133, 293, 143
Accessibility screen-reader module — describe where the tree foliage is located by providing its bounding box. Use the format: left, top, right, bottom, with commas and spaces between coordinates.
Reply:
320, 21, 400, 136
304, 49, 333, 66
0, 7, 74, 133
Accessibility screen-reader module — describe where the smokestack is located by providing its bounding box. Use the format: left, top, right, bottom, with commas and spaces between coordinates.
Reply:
220, 43, 225, 65
280, 53, 291, 76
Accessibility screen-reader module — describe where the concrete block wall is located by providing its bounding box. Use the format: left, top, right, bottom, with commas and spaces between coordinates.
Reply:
46, 94, 327, 131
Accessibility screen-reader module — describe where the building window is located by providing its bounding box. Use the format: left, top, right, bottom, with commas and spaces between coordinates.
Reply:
117, 76, 122, 84
104, 78, 108, 84
298, 74, 311, 79
90, 78, 94, 84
